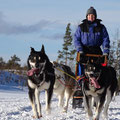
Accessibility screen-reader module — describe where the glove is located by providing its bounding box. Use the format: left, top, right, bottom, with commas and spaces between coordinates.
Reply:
80, 52, 84, 57
103, 53, 108, 56
79, 52, 85, 63
76, 51, 85, 63
103, 53, 108, 59
103, 53, 108, 64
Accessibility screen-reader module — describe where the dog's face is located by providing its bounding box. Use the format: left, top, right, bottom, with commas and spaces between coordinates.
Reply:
28, 45, 47, 73
85, 64, 101, 78
52, 61, 64, 80
84, 63, 101, 88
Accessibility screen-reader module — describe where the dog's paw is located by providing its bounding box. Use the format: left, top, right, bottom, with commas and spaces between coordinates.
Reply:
102, 113, 108, 120
38, 115, 42, 118
32, 115, 42, 119
62, 106, 68, 113
46, 109, 51, 114
93, 118, 99, 120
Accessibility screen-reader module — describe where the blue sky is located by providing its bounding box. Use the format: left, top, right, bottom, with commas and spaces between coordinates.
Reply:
0, 0, 120, 65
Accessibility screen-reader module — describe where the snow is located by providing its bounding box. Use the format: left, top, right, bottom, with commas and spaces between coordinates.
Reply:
0, 85, 120, 120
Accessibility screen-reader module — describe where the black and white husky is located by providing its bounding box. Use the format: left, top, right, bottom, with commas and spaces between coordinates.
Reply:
83, 63, 118, 120
52, 61, 76, 112
27, 45, 55, 118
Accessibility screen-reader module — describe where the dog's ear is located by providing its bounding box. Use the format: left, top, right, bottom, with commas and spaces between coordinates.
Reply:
30, 47, 35, 53
41, 45, 45, 54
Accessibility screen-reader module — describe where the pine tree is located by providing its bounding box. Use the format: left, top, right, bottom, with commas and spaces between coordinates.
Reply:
113, 29, 120, 77
0, 57, 6, 69
7, 54, 21, 69
57, 23, 76, 66
116, 39, 120, 76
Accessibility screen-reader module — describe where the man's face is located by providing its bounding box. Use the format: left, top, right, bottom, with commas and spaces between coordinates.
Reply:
87, 14, 95, 22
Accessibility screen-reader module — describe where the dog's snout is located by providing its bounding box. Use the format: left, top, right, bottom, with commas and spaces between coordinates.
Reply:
90, 74, 94, 77
35, 62, 39, 68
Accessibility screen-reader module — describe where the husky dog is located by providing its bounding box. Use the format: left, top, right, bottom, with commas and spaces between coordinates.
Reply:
52, 61, 76, 113
82, 63, 118, 120
27, 45, 55, 118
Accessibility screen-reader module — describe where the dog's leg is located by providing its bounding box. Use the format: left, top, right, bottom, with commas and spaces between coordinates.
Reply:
62, 88, 71, 113
45, 76, 55, 114
83, 95, 93, 120
94, 96, 105, 120
103, 88, 112, 120
58, 93, 64, 107
28, 88, 38, 118
35, 88, 42, 118
45, 87, 53, 114
91, 97, 96, 112
45, 89, 50, 113
93, 97, 99, 113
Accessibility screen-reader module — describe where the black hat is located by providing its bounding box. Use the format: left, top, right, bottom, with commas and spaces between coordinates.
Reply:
86, 7, 97, 18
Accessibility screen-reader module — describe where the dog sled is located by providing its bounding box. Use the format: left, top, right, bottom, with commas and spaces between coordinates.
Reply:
72, 52, 108, 109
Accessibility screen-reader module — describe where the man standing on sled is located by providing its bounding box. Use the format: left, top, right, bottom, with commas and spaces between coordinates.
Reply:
74, 7, 110, 84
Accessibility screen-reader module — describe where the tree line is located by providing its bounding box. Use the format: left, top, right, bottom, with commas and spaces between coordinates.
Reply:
0, 55, 27, 86
0, 54, 27, 70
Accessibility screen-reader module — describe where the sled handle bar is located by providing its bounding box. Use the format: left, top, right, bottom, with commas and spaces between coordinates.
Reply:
85, 54, 107, 64
76, 53, 107, 63
85, 54, 103, 57
76, 53, 106, 61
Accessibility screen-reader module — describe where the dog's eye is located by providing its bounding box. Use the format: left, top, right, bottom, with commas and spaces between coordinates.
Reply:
31, 57, 36, 62
34, 57, 36, 60
89, 67, 92, 70
93, 67, 95, 70
38, 57, 41, 60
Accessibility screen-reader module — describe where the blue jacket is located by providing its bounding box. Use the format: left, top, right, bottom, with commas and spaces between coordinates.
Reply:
74, 19, 110, 54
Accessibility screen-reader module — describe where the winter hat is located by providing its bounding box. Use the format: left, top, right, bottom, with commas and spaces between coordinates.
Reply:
86, 7, 97, 18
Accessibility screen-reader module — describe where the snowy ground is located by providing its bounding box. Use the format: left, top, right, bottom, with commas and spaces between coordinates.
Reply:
0, 85, 120, 120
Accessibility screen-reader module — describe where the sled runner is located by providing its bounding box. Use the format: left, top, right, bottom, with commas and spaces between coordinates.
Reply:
72, 89, 83, 109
